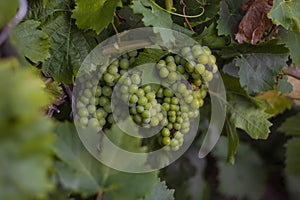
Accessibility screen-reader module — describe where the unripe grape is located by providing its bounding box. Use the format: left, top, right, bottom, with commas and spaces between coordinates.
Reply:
161, 128, 170, 137
79, 117, 89, 126
162, 137, 171, 145
159, 67, 169, 78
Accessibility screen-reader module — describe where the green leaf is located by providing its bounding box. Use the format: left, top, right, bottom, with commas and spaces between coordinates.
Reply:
10, 20, 50, 63
141, 181, 174, 200
0, 0, 18, 28
285, 138, 300, 175
256, 90, 292, 116
278, 113, 300, 137
217, 0, 248, 37
268, 0, 300, 31
277, 76, 293, 94
224, 118, 239, 164
131, 0, 175, 44
42, 14, 98, 84
236, 54, 288, 94
278, 27, 300, 66
0, 59, 54, 200
131, 48, 169, 67
72, 0, 122, 34
220, 40, 289, 59
53, 122, 158, 198
228, 94, 272, 139
194, 22, 229, 49
213, 137, 266, 200
160, 147, 206, 200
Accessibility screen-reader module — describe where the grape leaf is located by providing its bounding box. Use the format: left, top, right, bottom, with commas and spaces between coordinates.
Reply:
42, 14, 98, 84
278, 113, 300, 137
256, 90, 292, 116
277, 76, 293, 94
220, 40, 289, 59
278, 27, 300, 66
268, 0, 300, 31
141, 181, 174, 200
0, 59, 55, 200
161, 146, 206, 200
217, 0, 248, 37
72, 0, 122, 34
235, 0, 273, 44
131, 48, 169, 67
194, 22, 229, 49
10, 20, 50, 63
228, 94, 272, 139
224, 118, 239, 164
131, 0, 175, 44
53, 122, 158, 199
213, 137, 266, 200
236, 54, 288, 94
0, 0, 18, 28
285, 138, 300, 175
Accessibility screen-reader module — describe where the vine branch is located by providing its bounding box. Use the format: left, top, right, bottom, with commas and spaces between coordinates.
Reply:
0, 0, 28, 46
283, 65, 300, 81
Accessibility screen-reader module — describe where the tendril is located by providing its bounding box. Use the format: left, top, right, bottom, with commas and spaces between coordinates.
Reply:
148, 0, 204, 18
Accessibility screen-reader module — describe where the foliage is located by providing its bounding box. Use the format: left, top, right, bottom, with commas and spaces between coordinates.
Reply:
0, 59, 54, 200
1, 0, 300, 199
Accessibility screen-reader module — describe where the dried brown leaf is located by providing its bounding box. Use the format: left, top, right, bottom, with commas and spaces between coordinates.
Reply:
236, 0, 274, 44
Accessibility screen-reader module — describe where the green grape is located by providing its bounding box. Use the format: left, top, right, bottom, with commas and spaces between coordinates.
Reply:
177, 65, 185, 74
197, 54, 209, 65
104, 73, 114, 83
191, 99, 200, 109
170, 139, 179, 147
87, 105, 96, 113
108, 64, 118, 74
79, 117, 89, 126
99, 96, 109, 106
195, 63, 206, 74
165, 55, 175, 63
173, 123, 181, 130
80, 96, 90, 104
167, 123, 173, 129
162, 128, 170, 137
99, 118, 106, 127
133, 114, 142, 124
141, 110, 151, 118
184, 95, 193, 104
120, 85, 129, 94
150, 117, 159, 126
102, 85, 112, 96
161, 118, 168, 126
136, 88, 145, 97
138, 96, 148, 106
181, 46, 191, 55
95, 87, 102, 96
174, 55, 181, 64
162, 137, 171, 146
129, 84, 139, 93
131, 74, 141, 84
88, 118, 99, 129
103, 104, 112, 113
128, 50, 138, 57
163, 88, 173, 97
166, 62, 177, 71
78, 108, 89, 117
120, 58, 130, 69
108, 114, 114, 124
129, 94, 138, 104
144, 102, 152, 110
76, 101, 85, 108
137, 106, 144, 113
143, 85, 152, 93
167, 71, 178, 82
159, 67, 169, 78
162, 103, 170, 111
123, 77, 132, 85
174, 131, 183, 140
96, 108, 108, 119
203, 71, 213, 82
203, 46, 212, 55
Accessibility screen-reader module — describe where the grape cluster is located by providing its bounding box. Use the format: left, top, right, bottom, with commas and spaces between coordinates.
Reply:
76, 50, 139, 130
76, 45, 218, 151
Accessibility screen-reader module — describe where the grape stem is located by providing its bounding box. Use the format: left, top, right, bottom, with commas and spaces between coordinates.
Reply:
283, 65, 300, 81
0, 0, 28, 45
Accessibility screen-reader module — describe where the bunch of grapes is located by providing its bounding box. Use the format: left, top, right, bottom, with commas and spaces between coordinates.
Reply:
76, 44, 218, 151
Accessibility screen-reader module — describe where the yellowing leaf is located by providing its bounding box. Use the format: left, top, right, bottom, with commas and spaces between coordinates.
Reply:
256, 90, 292, 116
